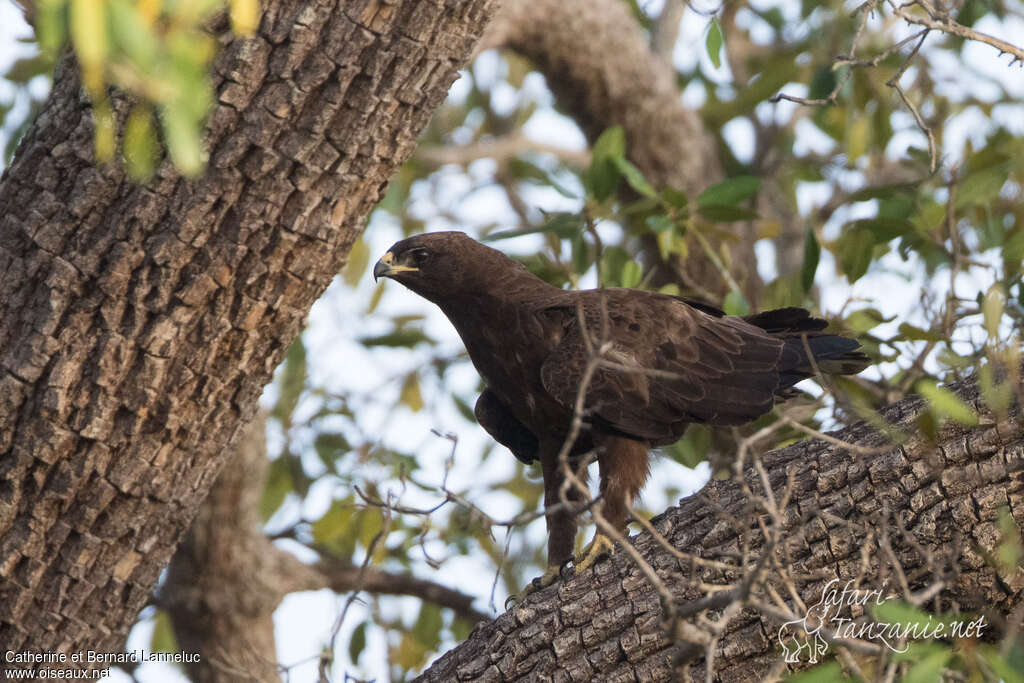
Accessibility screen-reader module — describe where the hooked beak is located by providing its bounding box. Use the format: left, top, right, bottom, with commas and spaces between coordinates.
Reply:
373, 251, 418, 282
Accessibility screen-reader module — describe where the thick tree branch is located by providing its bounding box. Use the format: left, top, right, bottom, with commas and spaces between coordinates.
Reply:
0, 0, 496, 668
163, 414, 282, 682
481, 0, 763, 300
162, 415, 489, 682
417, 374, 1024, 681
482, 0, 718, 195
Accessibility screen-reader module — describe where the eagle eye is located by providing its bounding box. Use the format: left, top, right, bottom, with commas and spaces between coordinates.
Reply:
409, 248, 430, 265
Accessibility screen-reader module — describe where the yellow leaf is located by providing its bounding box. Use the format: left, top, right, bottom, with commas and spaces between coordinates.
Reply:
93, 99, 116, 163
70, 0, 108, 94
847, 115, 869, 160
138, 0, 161, 25
124, 105, 158, 180
983, 284, 1004, 339
342, 238, 370, 287
400, 373, 423, 412
230, 0, 260, 35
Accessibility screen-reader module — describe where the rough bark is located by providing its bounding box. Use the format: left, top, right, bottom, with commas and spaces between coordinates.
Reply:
0, 0, 496, 669
481, 0, 763, 300
416, 376, 1024, 681
162, 413, 282, 682
162, 413, 488, 682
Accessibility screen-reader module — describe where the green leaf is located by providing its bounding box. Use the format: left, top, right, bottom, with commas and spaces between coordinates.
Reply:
801, 229, 820, 292
956, 164, 1009, 208
453, 395, 477, 423
846, 116, 869, 160
358, 329, 432, 348
591, 125, 626, 161
904, 647, 953, 683
697, 204, 759, 222
784, 661, 845, 682
980, 645, 1024, 683
897, 323, 945, 343
396, 632, 429, 671
915, 380, 979, 426
697, 176, 761, 208
412, 603, 444, 651
620, 259, 643, 288
613, 157, 657, 198
844, 307, 892, 332
979, 364, 1012, 417
348, 622, 368, 665
343, 238, 370, 286
585, 126, 627, 201
451, 617, 473, 642
723, 289, 750, 316
664, 425, 711, 468
600, 246, 631, 287
161, 98, 206, 177
706, 18, 724, 69
483, 212, 584, 242
872, 601, 940, 631
837, 227, 874, 283
109, 0, 158, 70
150, 610, 180, 654
645, 214, 674, 234
36, 0, 69, 54
848, 217, 914, 243
661, 187, 689, 210
571, 231, 591, 275
313, 432, 350, 470
273, 338, 307, 421
260, 456, 293, 521
123, 105, 158, 181
3, 55, 56, 83
312, 500, 356, 557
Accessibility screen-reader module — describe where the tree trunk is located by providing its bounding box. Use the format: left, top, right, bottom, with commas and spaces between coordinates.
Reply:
416, 376, 1024, 681
0, 0, 496, 669
162, 413, 283, 682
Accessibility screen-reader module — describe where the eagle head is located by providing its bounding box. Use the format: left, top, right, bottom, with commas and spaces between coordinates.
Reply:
373, 231, 524, 302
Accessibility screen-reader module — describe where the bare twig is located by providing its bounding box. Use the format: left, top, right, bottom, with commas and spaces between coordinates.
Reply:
887, 0, 1024, 65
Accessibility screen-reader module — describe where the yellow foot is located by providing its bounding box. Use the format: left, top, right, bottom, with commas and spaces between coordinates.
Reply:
574, 534, 615, 573
506, 566, 561, 608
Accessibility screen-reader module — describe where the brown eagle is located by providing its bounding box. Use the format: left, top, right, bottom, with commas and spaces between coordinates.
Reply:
373, 232, 869, 588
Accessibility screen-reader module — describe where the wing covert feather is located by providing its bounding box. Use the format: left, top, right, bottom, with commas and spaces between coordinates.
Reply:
539, 290, 786, 443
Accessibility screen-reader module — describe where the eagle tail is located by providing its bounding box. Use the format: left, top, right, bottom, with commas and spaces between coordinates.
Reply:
744, 307, 871, 388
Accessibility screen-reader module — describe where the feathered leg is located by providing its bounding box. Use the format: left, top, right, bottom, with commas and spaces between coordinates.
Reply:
576, 434, 650, 572
517, 439, 589, 595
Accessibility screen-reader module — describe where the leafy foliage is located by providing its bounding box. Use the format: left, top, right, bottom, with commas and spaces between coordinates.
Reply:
2, 0, 257, 177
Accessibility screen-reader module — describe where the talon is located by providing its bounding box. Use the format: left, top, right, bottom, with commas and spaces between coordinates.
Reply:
574, 534, 615, 573
504, 594, 518, 610
509, 566, 561, 605
559, 557, 574, 579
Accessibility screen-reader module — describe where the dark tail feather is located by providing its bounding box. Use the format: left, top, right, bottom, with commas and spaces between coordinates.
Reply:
743, 306, 829, 334
744, 307, 871, 388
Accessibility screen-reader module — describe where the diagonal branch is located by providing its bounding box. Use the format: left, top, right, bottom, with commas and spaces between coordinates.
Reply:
416, 372, 1024, 681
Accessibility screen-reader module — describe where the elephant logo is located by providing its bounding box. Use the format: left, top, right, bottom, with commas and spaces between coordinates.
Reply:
778, 588, 835, 663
